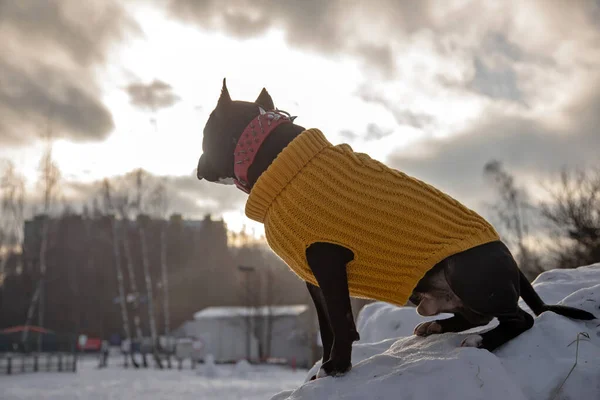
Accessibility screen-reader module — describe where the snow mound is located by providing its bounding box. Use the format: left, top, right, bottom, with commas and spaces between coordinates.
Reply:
271, 264, 600, 400
199, 354, 220, 378
233, 359, 253, 377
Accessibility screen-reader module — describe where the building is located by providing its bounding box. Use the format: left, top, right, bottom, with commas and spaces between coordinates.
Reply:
173, 305, 313, 367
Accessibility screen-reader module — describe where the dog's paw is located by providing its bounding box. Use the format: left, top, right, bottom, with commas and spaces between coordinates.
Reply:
318, 359, 352, 378
460, 335, 483, 348
414, 321, 442, 337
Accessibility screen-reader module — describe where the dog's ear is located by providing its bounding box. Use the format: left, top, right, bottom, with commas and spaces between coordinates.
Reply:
255, 88, 275, 110
217, 78, 232, 109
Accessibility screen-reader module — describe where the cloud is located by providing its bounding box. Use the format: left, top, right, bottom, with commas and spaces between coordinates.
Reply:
386, 76, 600, 212
165, 174, 247, 217
365, 124, 393, 141
167, 0, 433, 77
166, 1, 599, 77
125, 80, 181, 112
0, 1, 139, 66
468, 56, 522, 102
339, 130, 358, 141
57, 169, 247, 220
0, 1, 140, 146
0, 60, 114, 145
356, 85, 436, 130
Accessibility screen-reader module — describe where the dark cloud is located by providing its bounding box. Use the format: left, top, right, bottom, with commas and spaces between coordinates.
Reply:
468, 56, 522, 102
0, 1, 140, 146
0, 1, 139, 66
125, 80, 181, 112
167, 0, 433, 77
354, 43, 396, 78
0, 60, 114, 145
481, 33, 523, 63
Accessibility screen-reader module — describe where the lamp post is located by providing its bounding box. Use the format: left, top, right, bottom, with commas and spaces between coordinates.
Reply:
238, 265, 255, 361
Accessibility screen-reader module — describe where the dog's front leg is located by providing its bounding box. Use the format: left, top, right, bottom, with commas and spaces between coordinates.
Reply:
306, 283, 333, 366
306, 242, 359, 377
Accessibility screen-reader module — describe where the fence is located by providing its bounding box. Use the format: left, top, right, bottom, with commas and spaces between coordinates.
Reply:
0, 352, 77, 375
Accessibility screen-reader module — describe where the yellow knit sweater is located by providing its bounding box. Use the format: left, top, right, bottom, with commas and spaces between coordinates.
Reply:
245, 129, 500, 306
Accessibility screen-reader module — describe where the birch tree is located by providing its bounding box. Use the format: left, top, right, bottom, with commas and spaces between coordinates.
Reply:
134, 170, 163, 368
0, 161, 25, 286
22, 132, 61, 349
149, 180, 171, 367
137, 215, 162, 368
113, 180, 148, 368
101, 179, 137, 368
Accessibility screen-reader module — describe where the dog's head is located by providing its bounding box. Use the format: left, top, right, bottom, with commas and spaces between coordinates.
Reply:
196, 78, 275, 184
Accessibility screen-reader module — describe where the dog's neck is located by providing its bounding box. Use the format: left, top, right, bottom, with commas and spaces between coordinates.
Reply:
244, 122, 306, 190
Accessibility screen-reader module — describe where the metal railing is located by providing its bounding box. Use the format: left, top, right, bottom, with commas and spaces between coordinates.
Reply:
0, 352, 77, 375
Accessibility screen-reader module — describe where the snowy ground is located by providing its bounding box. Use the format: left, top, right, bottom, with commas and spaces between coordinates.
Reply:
273, 263, 600, 400
1, 357, 306, 400
3, 264, 599, 400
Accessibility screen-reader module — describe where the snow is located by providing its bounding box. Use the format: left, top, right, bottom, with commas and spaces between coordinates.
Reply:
233, 359, 253, 377
272, 264, 600, 400
3, 265, 599, 400
193, 305, 308, 319
199, 354, 219, 378
1, 357, 306, 400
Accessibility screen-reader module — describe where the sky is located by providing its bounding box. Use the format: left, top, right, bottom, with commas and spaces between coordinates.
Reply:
1, 0, 599, 237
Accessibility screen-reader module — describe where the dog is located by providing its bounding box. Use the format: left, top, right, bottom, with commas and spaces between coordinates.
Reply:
196, 79, 596, 379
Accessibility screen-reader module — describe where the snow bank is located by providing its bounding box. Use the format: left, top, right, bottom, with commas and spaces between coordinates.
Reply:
233, 359, 253, 377
271, 264, 600, 400
199, 354, 220, 378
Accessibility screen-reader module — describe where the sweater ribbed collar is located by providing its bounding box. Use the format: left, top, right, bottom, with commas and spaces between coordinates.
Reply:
245, 128, 332, 223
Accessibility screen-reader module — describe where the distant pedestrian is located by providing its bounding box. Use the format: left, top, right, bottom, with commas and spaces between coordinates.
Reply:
98, 340, 109, 368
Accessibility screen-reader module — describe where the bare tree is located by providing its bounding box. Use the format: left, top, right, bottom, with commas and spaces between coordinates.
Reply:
101, 179, 137, 368
234, 239, 289, 361
138, 215, 163, 368
133, 170, 163, 368
22, 129, 61, 349
0, 160, 25, 285
112, 177, 148, 368
484, 160, 543, 281
540, 167, 600, 269
149, 180, 172, 367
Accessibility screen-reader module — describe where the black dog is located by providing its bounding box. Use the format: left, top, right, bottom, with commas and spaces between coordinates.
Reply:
196, 79, 595, 378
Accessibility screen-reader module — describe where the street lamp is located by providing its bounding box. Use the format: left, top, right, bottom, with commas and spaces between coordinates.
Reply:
238, 265, 255, 361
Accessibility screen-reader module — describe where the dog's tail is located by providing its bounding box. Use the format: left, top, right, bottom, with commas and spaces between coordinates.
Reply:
518, 270, 596, 320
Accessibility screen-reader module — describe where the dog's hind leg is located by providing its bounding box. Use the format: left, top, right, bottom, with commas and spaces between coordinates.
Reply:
306, 242, 358, 377
442, 241, 536, 350
461, 308, 534, 350
414, 313, 492, 337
